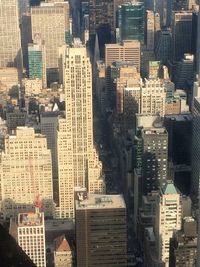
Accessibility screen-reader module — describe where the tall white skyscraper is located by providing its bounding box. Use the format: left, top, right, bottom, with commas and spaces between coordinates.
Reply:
0, 127, 54, 219
57, 41, 105, 218
0, 0, 22, 69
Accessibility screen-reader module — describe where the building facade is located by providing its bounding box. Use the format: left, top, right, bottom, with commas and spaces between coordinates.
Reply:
172, 11, 192, 61
0, 0, 22, 69
146, 10, 155, 50
118, 2, 145, 44
75, 194, 127, 267
15, 212, 46, 267
105, 41, 141, 71
57, 42, 105, 218
141, 79, 166, 117
191, 97, 200, 199
54, 234, 73, 267
155, 182, 182, 267
31, 1, 70, 82
142, 127, 168, 194
0, 127, 54, 219
28, 43, 47, 88
89, 0, 116, 37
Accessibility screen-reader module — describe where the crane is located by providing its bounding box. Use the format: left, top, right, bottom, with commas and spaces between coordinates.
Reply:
29, 158, 42, 213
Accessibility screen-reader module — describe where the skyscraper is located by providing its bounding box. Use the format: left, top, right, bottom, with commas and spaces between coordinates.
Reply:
89, 0, 116, 37
0, 127, 54, 219
141, 127, 168, 194
0, 0, 22, 69
118, 2, 145, 44
75, 194, 127, 267
57, 41, 105, 218
170, 217, 197, 267
191, 97, 200, 199
172, 11, 192, 61
11, 212, 46, 267
140, 79, 166, 116
18, 0, 30, 20
31, 1, 70, 82
146, 10, 155, 50
28, 43, 47, 88
155, 182, 182, 267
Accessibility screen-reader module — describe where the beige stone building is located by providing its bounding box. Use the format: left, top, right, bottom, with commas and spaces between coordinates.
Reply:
141, 78, 166, 117
0, 67, 19, 92
57, 42, 105, 218
31, 1, 70, 81
116, 66, 141, 114
23, 78, 43, 96
105, 41, 141, 71
0, 0, 22, 69
54, 234, 73, 267
0, 127, 54, 219
155, 182, 182, 267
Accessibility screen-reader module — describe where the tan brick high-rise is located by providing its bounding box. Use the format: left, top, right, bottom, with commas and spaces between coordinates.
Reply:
57, 42, 105, 218
0, 127, 54, 219
31, 1, 70, 80
0, 0, 22, 69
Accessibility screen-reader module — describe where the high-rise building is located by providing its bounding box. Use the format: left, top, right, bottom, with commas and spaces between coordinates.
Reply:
146, 10, 155, 50
75, 194, 127, 267
191, 97, 200, 199
31, 1, 70, 82
105, 41, 141, 71
169, 217, 197, 267
0, 0, 22, 69
18, 0, 30, 21
155, 182, 182, 267
173, 53, 195, 89
57, 42, 105, 218
118, 2, 145, 44
28, 43, 47, 88
193, 10, 200, 75
0, 127, 54, 219
11, 212, 46, 267
140, 79, 166, 117
21, 12, 32, 70
141, 127, 168, 194
155, 29, 172, 64
115, 65, 141, 114
187, 0, 197, 9
89, 0, 116, 37
172, 11, 192, 61
40, 112, 62, 180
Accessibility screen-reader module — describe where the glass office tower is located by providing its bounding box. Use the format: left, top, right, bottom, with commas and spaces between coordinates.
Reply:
118, 2, 145, 44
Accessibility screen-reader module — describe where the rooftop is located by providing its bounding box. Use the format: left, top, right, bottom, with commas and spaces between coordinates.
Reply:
143, 127, 167, 135
76, 194, 126, 210
165, 113, 192, 121
18, 212, 44, 227
161, 181, 178, 195
54, 234, 71, 252
45, 219, 74, 231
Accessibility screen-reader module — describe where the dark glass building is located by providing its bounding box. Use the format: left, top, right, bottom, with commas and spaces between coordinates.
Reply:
118, 2, 145, 44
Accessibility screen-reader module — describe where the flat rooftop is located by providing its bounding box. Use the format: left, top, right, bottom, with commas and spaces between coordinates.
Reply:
18, 212, 43, 227
45, 219, 74, 231
165, 113, 192, 122
76, 194, 126, 210
143, 128, 167, 135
